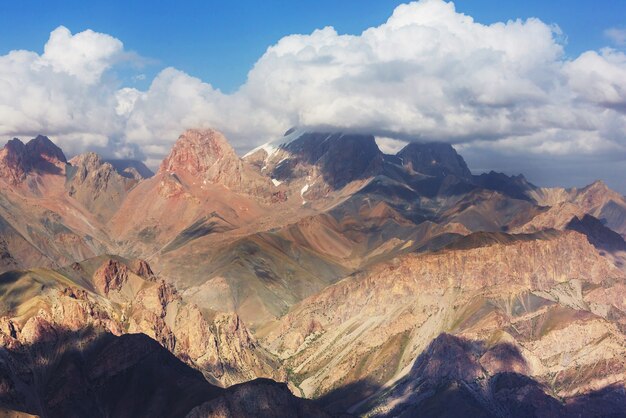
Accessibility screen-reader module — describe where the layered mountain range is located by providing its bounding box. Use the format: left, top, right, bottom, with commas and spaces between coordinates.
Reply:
0, 128, 625, 417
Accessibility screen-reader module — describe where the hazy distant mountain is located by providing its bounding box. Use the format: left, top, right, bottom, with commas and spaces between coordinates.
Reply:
397, 141, 473, 180
105, 158, 154, 179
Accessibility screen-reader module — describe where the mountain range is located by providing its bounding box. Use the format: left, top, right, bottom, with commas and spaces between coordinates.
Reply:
0, 128, 625, 417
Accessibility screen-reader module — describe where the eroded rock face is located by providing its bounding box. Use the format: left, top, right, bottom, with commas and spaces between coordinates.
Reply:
158, 129, 275, 199
67, 152, 137, 221
128, 278, 284, 386
93, 259, 129, 295
0, 136, 66, 185
0, 139, 28, 184
160, 129, 239, 179
130, 258, 156, 280
0, 258, 284, 389
261, 230, 626, 408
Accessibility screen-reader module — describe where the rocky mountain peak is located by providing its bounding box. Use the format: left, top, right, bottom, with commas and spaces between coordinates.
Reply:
473, 170, 536, 201
4, 138, 25, 154
93, 258, 129, 295
253, 130, 385, 190
0, 139, 28, 184
69, 152, 128, 186
25, 135, 67, 164
0, 135, 67, 184
105, 159, 154, 179
159, 128, 239, 177
67, 152, 137, 221
566, 214, 626, 251
397, 141, 471, 180
69, 152, 104, 173
157, 128, 277, 200
579, 179, 611, 198
586, 179, 608, 189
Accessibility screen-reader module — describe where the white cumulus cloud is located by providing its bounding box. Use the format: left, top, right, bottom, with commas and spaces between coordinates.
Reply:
0, 1, 625, 190
41, 26, 124, 84
0, 26, 125, 155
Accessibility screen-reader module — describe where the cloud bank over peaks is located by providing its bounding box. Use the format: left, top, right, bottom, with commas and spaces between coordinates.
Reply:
0, 26, 130, 156
0, 0, 625, 189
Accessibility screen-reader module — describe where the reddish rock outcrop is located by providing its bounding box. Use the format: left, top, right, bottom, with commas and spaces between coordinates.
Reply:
158, 129, 275, 199
130, 258, 156, 280
0, 139, 28, 184
0, 135, 66, 185
93, 259, 129, 295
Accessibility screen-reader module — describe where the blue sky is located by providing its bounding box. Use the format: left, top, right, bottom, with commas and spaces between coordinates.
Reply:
1, 0, 624, 92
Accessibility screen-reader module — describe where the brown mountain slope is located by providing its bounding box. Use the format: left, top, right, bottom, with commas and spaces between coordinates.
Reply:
2, 129, 626, 416
159, 129, 278, 201
356, 333, 626, 417
107, 129, 298, 258
158, 197, 470, 328
0, 257, 284, 387
259, 230, 626, 412
67, 152, 140, 222
0, 178, 111, 272
0, 137, 114, 272
526, 180, 626, 239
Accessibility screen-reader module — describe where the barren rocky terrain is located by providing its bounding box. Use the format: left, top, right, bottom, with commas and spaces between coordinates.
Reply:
1, 129, 625, 417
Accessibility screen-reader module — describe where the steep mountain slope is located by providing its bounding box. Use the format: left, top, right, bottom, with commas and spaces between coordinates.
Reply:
260, 230, 626, 413
359, 333, 626, 417
160, 129, 277, 200
108, 129, 295, 258
0, 257, 284, 387
245, 130, 385, 197
566, 214, 626, 252
67, 152, 140, 222
0, 137, 112, 272
397, 142, 472, 180
526, 180, 626, 239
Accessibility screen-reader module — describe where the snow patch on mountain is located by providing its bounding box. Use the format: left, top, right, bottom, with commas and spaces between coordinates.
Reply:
243, 128, 307, 158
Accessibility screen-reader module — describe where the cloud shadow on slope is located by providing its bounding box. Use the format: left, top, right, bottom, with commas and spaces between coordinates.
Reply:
315, 333, 626, 418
